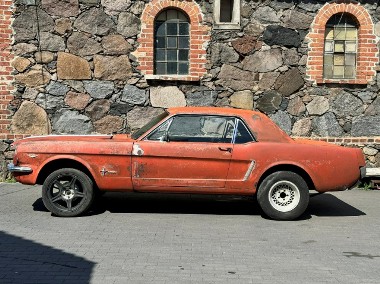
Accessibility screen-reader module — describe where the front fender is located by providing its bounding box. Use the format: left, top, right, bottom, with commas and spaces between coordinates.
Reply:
37, 154, 97, 180
15, 154, 97, 185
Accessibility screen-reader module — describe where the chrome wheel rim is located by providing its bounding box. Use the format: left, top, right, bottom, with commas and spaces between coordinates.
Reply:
47, 174, 85, 212
268, 181, 300, 212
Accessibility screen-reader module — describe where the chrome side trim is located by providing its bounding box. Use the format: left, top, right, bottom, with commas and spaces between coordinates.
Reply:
243, 160, 256, 181
23, 134, 113, 140
7, 163, 32, 174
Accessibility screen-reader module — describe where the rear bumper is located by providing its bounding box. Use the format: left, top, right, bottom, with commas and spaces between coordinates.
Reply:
7, 163, 32, 174
361, 167, 380, 179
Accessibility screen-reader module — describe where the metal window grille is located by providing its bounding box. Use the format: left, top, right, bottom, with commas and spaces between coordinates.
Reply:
323, 13, 358, 79
154, 9, 190, 75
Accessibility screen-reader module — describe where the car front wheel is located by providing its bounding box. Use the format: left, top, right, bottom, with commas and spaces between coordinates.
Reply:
42, 168, 94, 217
257, 171, 309, 221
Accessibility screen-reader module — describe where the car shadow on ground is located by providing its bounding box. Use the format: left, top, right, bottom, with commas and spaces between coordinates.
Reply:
306, 193, 365, 217
32, 191, 366, 219
0, 231, 95, 283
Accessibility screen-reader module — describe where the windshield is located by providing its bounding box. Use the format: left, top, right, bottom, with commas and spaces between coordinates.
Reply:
131, 112, 169, 139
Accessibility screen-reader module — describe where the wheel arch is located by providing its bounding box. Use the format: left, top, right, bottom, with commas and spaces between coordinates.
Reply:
257, 164, 315, 192
36, 158, 97, 188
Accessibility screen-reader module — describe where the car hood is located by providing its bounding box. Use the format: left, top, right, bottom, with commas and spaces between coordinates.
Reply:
13, 134, 135, 156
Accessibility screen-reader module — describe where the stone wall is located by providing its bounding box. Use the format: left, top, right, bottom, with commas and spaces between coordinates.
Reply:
1, 0, 380, 176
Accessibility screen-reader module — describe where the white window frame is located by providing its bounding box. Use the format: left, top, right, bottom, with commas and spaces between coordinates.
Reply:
213, 0, 240, 30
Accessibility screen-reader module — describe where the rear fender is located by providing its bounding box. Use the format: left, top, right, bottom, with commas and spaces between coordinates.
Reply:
256, 162, 316, 192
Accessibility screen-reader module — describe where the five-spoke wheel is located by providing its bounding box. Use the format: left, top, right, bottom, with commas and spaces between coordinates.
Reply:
42, 168, 94, 217
257, 171, 309, 221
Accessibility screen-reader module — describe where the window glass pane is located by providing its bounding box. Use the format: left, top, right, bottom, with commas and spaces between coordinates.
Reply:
345, 66, 355, 78
178, 49, 189, 61
201, 117, 229, 138
179, 23, 189, 35
220, 0, 233, 22
178, 37, 189, 48
147, 119, 171, 141
169, 116, 202, 138
345, 42, 356, 53
167, 37, 177, 48
324, 65, 333, 78
334, 28, 346, 40
178, 62, 188, 75
333, 66, 344, 78
167, 50, 177, 61
167, 62, 177, 74
167, 9, 177, 20
334, 42, 344, 52
155, 49, 165, 61
325, 28, 334, 40
235, 120, 253, 144
155, 63, 166, 74
334, 54, 344, 65
178, 12, 187, 21
156, 12, 166, 21
345, 54, 356, 66
156, 37, 165, 48
346, 28, 357, 40
155, 22, 166, 36
167, 23, 178, 35
324, 54, 333, 66
324, 41, 333, 52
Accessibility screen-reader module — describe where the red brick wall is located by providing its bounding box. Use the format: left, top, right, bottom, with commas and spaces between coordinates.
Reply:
294, 136, 380, 145
0, 0, 14, 135
133, 0, 210, 81
306, 2, 378, 85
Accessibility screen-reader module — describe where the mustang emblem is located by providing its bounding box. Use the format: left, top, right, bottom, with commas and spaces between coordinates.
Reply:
100, 167, 117, 176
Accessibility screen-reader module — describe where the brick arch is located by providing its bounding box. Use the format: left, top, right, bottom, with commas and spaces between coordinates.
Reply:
133, 0, 210, 81
306, 1, 378, 85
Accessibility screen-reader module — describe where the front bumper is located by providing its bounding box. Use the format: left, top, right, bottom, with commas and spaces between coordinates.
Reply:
7, 163, 32, 174
361, 166, 380, 179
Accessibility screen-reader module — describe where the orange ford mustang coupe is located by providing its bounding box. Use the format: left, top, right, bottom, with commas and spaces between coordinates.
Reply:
8, 107, 366, 220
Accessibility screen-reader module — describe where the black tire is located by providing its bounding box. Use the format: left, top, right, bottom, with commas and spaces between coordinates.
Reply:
42, 168, 94, 217
257, 171, 309, 221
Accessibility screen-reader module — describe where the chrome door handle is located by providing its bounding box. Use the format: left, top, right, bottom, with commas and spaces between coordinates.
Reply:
218, 147, 232, 153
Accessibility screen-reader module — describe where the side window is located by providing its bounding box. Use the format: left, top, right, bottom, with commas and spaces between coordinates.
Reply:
324, 13, 358, 79
234, 120, 254, 144
146, 118, 172, 141
168, 115, 235, 143
214, 0, 240, 29
154, 9, 190, 75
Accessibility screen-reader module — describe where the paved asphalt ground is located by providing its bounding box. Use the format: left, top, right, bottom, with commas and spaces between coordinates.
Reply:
0, 183, 380, 284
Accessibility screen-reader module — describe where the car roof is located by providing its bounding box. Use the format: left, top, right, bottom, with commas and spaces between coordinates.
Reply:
167, 107, 292, 143
168, 107, 264, 117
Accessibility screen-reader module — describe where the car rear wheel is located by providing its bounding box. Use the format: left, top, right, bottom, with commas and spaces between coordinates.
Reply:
42, 168, 94, 217
257, 171, 309, 221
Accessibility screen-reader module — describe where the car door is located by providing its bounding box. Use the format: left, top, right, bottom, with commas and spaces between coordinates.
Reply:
132, 115, 236, 191
225, 119, 257, 191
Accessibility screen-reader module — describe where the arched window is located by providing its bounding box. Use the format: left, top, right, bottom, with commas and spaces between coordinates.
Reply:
154, 9, 190, 75
324, 13, 358, 79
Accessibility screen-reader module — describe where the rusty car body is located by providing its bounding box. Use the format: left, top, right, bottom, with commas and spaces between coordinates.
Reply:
8, 107, 366, 220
